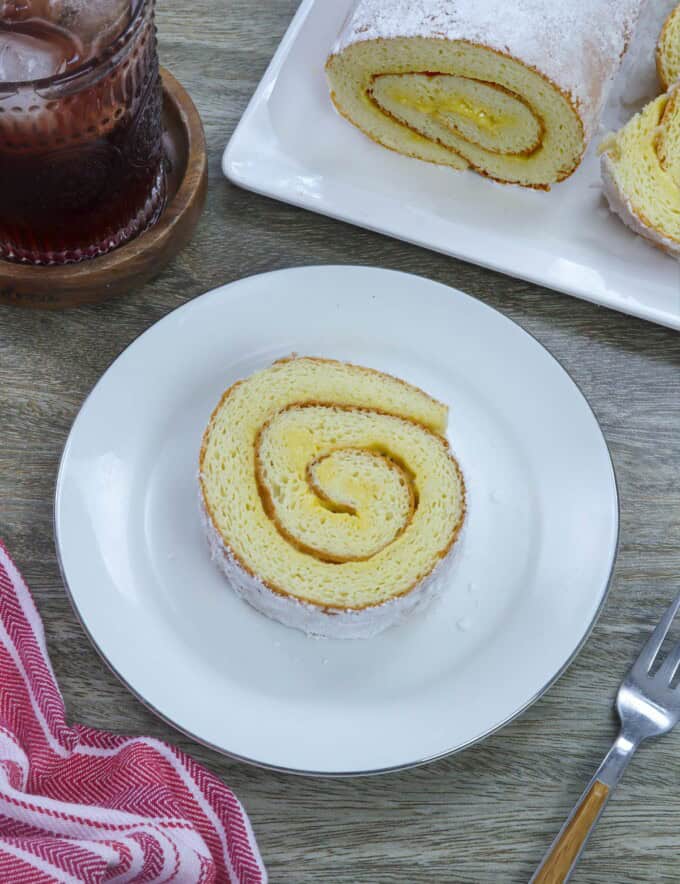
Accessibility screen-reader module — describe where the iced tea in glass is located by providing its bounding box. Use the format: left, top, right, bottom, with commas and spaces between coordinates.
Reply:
0, 0, 166, 264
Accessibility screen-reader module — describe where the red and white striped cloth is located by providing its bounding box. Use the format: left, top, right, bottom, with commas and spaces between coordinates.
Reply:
0, 541, 267, 883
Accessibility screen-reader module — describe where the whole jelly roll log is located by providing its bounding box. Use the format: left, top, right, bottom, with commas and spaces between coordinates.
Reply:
199, 358, 466, 639
326, 0, 645, 189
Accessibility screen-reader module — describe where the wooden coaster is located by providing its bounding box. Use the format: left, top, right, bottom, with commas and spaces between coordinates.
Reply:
0, 68, 208, 309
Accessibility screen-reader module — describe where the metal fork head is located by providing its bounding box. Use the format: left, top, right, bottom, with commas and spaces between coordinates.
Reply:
618, 590, 680, 742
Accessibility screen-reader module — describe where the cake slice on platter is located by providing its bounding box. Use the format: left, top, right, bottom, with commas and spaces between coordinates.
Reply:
600, 84, 680, 260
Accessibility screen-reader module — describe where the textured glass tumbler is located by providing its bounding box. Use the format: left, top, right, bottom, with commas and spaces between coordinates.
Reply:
0, 0, 166, 265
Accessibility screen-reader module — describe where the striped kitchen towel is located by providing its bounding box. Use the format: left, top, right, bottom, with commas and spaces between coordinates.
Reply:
0, 541, 266, 883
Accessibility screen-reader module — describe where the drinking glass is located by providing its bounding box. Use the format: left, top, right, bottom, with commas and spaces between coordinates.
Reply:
0, 0, 166, 264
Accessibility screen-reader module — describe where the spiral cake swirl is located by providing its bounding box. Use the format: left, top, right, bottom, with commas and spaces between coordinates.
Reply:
199, 357, 466, 638
326, 0, 643, 189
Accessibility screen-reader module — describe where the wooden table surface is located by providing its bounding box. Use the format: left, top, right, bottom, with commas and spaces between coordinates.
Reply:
2, 2, 680, 881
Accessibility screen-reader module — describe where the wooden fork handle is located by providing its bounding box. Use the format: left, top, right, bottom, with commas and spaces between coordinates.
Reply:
531, 780, 610, 884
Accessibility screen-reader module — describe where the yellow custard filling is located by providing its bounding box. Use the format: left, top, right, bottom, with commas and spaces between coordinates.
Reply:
390, 90, 511, 130
369, 73, 542, 156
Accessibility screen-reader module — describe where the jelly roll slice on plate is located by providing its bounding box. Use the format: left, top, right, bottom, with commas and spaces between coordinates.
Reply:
325, 0, 644, 189
199, 357, 466, 639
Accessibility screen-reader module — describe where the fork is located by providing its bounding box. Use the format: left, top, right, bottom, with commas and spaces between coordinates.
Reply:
531, 591, 680, 883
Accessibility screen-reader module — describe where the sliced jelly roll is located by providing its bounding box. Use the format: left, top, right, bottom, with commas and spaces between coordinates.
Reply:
326, 0, 643, 189
600, 84, 680, 259
199, 357, 466, 639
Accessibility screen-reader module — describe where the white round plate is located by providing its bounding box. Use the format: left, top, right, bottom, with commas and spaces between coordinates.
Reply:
56, 266, 618, 776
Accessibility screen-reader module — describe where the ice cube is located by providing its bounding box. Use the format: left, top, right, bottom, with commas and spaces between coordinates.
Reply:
62, 0, 132, 53
0, 0, 65, 25
0, 29, 67, 81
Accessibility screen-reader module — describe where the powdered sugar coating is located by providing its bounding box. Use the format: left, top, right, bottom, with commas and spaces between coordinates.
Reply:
332, 0, 645, 139
201, 497, 464, 639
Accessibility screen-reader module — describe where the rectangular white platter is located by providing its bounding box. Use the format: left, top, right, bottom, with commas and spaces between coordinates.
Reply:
223, 0, 680, 331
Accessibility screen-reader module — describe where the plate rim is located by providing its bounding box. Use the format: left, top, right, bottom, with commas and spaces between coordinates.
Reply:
54, 264, 620, 777
222, 0, 680, 333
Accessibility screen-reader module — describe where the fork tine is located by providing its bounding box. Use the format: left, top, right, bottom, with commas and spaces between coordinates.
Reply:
657, 638, 680, 685
633, 589, 680, 675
